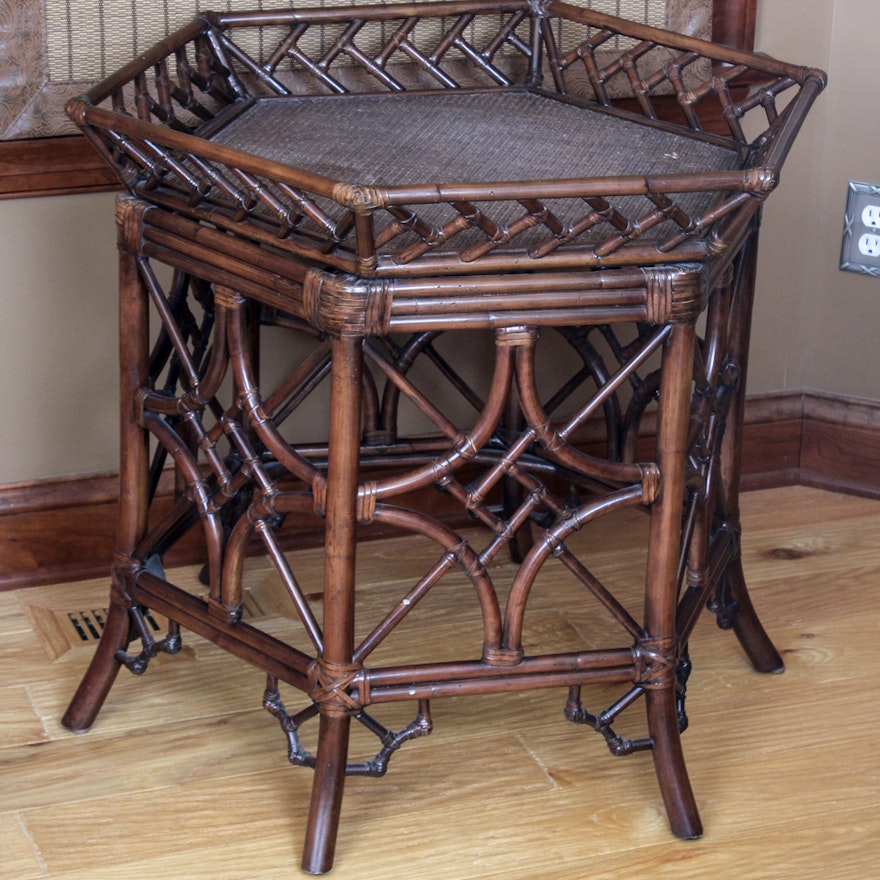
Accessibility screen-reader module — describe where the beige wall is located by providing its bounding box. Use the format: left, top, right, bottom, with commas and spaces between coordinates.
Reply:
0, 193, 119, 483
0, 0, 876, 485
751, 0, 880, 394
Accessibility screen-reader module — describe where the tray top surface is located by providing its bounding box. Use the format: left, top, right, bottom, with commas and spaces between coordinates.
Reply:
209, 91, 741, 188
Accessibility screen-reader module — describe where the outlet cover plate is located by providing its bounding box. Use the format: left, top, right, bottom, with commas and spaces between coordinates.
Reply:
840, 180, 880, 276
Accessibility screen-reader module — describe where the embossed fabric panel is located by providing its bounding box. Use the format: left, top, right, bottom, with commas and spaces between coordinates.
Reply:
44, 1, 347, 82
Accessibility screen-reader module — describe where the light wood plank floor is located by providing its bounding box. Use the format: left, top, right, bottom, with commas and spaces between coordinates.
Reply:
2, 485, 878, 879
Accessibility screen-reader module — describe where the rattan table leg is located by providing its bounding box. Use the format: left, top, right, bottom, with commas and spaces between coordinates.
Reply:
644, 321, 702, 839
61, 601, 131, 732
302, 333, 364, 874
646, 688, 702, 838
303, 713, 353, 875
714, 229, 784, 673
62, 245, 151, 733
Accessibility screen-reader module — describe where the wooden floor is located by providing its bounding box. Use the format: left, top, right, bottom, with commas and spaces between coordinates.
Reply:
2, 485, 879, 879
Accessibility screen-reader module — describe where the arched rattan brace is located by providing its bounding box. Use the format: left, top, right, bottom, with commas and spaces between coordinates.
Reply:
354, 503, 504, 664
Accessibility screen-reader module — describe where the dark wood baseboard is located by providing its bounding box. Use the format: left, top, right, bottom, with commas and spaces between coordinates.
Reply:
0, 137, 120, 199
799, 394, 880, 498
739, 391, 805, 490
739, 390, 880, 499
3, 390, 879, 591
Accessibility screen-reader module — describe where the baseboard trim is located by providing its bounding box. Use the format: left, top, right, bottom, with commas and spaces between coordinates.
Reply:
739, 390, 880, 498
3, 390, 879, 591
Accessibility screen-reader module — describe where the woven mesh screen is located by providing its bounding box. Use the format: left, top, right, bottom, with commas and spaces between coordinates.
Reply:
44, 0, 668, 83
588, 1, 667, 28
47, 1, 284, 81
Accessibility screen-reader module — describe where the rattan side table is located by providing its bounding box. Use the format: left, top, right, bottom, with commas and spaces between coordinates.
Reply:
60, 2, 824, 873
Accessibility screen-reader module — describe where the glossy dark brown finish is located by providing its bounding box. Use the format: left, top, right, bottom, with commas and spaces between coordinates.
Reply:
57, 2, 823, 874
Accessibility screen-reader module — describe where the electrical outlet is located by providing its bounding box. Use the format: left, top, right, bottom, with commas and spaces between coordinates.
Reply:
840, 180, 880, 276
862, 204, 880, 229
859, 233, 880, 257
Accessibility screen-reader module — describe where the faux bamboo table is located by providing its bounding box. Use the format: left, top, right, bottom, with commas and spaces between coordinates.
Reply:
61, 2, 825, 873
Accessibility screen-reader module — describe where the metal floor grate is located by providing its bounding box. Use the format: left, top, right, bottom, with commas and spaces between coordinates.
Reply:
28, 587, 273, 663
66, 609, 107, 643
65, 608, 162, 643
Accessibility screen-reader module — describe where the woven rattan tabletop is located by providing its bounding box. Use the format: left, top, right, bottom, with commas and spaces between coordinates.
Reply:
208, 90, 743, 252
211, 90, 741, 188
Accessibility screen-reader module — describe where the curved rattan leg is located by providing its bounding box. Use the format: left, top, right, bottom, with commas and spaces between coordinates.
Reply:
716, 556, 784, 673
302, 712, 353, 875
710, 499, 785, 672
64, 231, 151, 733
644, 322, 702, 839
713, 227, 784, 674
646, 687, 703, 839
61, 599, 131, 732
301, 333, 363, 874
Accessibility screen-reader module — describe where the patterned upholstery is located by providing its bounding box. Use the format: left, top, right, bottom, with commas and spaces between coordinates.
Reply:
0, 0, 714, 140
